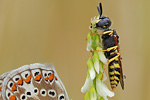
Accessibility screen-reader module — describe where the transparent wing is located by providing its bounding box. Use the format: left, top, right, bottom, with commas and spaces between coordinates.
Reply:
114, 35, 124, 90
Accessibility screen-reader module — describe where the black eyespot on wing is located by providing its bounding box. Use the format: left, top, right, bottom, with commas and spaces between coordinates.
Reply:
22, 95, 26, 99
33, 88, 39, 95
48, 89, 56, 98
25, 74, 28, 78
42, 91, 45, 94
8, 93, 11, 97
49, 91, 55, 96
44, 73, 47, 77
15, 78, 19, 81
10, 83, 13, 87
22, 95, 25, 99
48, 73, 51, 76
40, 89, 46, 96
58, 94, 65, 100
20, 94, 27, 100
34, 72, 39, 76
26, 92, 31, 96
60, 95, 65, 99
34, 89, 38, 93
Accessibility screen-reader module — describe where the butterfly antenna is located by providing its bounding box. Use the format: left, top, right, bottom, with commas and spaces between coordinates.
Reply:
97, 3, 103, 18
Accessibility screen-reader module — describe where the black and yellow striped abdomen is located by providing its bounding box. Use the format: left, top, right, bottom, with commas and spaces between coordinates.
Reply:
108, 60, 121, 90
101, 29, 124, 90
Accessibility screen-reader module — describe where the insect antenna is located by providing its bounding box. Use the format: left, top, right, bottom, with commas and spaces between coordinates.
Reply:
97, 3, 103, 18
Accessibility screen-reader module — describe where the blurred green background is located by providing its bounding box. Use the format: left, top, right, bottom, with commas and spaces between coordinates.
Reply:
0, 0, 149, 100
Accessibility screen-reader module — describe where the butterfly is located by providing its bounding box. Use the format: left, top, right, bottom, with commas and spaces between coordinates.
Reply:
0, 63, 69, 100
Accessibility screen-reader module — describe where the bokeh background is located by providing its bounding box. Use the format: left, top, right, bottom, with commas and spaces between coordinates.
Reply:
0, 0, 149, 100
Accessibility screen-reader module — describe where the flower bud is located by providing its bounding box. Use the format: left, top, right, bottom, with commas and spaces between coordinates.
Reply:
81, 72, 93, 93
96, 46, 108, 64
93, 52, 100, 74
87, 58, 96, 80
96, 73, 115, 100
87, 32, 92, 51
95, 34, 100, 47
89, 85, 97, 100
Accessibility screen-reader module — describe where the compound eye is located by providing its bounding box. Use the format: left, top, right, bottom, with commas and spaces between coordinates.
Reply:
96, 17, 111, 29
96, 22, 102, 28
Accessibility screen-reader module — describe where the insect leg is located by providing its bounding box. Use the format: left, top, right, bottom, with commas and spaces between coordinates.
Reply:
101, 62, 109, 80
101, 52, 120, 80
106, 46, 118, 51
90, 30, 113, 36
90, 49, 107, 52
108, 53, 120, 63
90, 46, 118, 53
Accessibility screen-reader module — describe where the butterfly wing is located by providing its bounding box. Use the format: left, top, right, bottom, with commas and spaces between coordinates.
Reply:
2, 63, 69, 100
49, 64, 69, 100
0, 72, 10, 100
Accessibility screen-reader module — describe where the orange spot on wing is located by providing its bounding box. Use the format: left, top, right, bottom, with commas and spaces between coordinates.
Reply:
48, 74, 54, 81
9, 95, 16, 100
24, 75, 31, 83
12, 84, 17, 91
55, 76, 57, 80
17, 79, 23, 85
35, 74, 41, 81
45, 77, 48, 81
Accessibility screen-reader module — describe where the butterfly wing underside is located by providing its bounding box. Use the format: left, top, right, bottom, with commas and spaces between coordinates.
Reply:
0, 72, 10, 100
1, 63, 69, 100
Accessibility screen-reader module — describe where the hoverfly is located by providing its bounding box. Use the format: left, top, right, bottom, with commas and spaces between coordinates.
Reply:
91, 3, 124, 90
